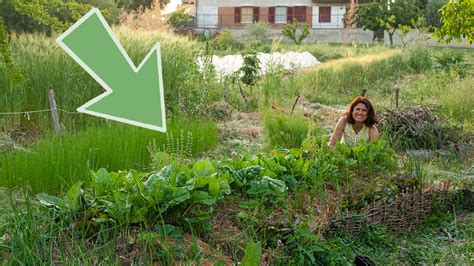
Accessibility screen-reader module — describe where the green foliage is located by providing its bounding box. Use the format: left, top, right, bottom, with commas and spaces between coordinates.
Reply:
116, 0, 167, 11
424, 0, 448, 30
245, 21, 269, 41
211, 29, 243, 51
434, 52, 470, 78
282, 222, 326, 264
0, 17, 23, 88
148, 129, 194, 170
264, 111, 309, 149
435, 0, 474, 44
239, 46, 261, 87
166, 9, 192, 29
281, 18, 310, 46
407, 47, 432, 73
0, 120, 218, 193
240, 241, 262, 266
357, 0, 420, 45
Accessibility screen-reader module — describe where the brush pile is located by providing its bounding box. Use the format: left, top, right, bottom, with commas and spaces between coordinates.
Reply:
378, 106, 470, 151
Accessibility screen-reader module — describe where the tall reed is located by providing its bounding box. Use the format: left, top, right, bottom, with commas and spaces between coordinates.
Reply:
0, 119, 218, 193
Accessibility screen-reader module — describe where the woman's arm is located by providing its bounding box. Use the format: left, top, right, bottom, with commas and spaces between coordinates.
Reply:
369, 126, 380, 142
329, 117, 346, 148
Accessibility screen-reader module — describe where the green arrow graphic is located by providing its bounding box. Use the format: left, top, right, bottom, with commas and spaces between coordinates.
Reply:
57, 8, 166, 132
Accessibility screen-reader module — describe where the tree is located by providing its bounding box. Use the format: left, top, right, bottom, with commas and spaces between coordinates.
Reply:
435, 0, 474, 44
116, 0, 169, 11
357, 0, 420, 45
281, 19, 310, 46
0, 0, 91, 88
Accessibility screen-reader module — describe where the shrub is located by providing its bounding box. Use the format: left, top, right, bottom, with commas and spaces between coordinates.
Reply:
407, 47, 432, 73
166, 9, 192, 28
264, 111, 308, 149
245, 21, 270, 41
434, 52, 470, 78
212, 29, 243, 51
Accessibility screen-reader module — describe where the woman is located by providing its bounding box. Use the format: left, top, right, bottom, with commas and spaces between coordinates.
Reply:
329, 96, 379, 147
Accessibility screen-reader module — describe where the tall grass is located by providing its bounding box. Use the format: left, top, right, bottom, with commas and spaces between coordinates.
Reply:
300, 50, 405, 105
263, 111, 308, 149
0, 28, 204, 133
0, 119, 218, 193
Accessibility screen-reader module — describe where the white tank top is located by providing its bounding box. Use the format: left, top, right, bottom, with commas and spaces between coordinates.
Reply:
341, 123, 370, 146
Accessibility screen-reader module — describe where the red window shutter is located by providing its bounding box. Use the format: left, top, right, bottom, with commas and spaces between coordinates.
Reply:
319, 6, 331, 23
269, 7, 275, 23
287, 7, 294, 22
235, 7, 241, 23
253, 7, 260, 22
294, 6, 307, 22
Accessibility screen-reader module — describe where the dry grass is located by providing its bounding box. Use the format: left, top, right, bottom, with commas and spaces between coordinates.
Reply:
120, 0, 168, 31
304, 49, 402, 73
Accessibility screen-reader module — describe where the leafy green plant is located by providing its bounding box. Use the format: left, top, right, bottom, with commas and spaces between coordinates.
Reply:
245, 21, 269, 41
434, 52, 470, 78
263, 111, 308, 149
240, 240, 262, 265
281, 18, 310, 46
282, 222, 326, 264
240, 46, 261, 86
166, 9, 192, 29
148, 129, 194, 170
435, 0, 474, 44
212, 29, 243, 51
407, 47, 432, 73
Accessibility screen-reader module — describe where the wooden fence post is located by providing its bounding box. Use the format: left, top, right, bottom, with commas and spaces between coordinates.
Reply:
395, 87, 400, 109
48, 89, 61, 133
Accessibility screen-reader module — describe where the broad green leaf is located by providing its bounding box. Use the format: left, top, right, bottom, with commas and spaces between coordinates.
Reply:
65, 181, 82, 213
192, 160, 215, 177
239, 199, 259, 209
240, 240, 262, 266
36, 194, 64, 209
191, 191, 216, 205
92, 168, 110, 195
208, 176, 220, 196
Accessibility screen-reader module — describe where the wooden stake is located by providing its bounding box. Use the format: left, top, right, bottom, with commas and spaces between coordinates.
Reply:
395, 87, 400, 109
48, 89, 61, 133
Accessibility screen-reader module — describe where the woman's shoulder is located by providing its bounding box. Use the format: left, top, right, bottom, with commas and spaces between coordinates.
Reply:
338, 116, 347, 123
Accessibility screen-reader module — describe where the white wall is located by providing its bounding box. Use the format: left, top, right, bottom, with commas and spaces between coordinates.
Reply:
198, 0, 313, 7
196, 7, 218, 28
312, 6, 345, 29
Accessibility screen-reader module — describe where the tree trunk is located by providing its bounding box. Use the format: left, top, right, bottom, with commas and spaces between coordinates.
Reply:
389, 33, 394, 46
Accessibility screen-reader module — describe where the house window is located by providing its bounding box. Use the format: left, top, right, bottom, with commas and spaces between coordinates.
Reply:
275, 7, 287, 23
319, 6, 331, 23
241, 7, 253, 23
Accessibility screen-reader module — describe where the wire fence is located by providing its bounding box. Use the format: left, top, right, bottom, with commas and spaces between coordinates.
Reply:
193, 13, 356, 29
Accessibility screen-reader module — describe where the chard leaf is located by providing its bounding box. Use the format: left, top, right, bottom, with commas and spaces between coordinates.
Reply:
208, 175, 220, 196
191, 191, 216, 205
36, 194, 64, 209
65, 181, 82, 213
192, 160, 215, 177
240, 240, 262, 266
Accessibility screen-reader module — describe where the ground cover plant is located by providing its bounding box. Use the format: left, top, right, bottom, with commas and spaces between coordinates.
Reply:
1, 6, 473, 263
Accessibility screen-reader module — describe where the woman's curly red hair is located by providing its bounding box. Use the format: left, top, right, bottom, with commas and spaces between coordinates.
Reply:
344, 96, 378, 127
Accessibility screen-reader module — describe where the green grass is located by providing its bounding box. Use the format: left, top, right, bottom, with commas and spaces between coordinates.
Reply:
0, 119, 218, 193
0, 28, 202, 133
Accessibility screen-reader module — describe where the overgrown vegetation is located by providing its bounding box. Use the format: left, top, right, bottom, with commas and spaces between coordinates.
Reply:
0, 2, 473, 263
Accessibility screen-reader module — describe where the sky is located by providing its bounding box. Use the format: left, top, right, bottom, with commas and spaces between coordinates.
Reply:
162, 0, 183, 15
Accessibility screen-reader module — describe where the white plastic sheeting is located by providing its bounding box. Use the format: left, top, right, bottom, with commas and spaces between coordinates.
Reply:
197, 51, 321, 79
